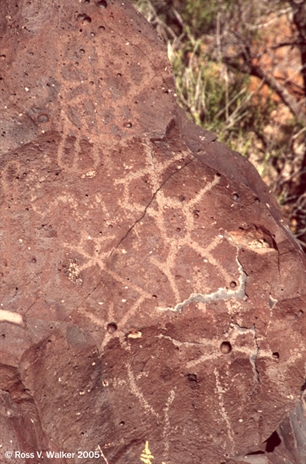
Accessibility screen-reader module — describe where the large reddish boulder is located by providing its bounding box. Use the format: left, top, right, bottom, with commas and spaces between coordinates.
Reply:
1, 1, 306, 463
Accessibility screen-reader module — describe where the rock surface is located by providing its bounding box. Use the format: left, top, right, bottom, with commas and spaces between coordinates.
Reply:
1, 1, 306, 463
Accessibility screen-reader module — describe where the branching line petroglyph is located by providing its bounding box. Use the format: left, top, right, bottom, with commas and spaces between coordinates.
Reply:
127, 364, 160, 419
33, 123, 251, 461
110, 154, 195, 256
146, 173, 223, 304
163, 389, 175, 459
59, 151, 234, 362
214, 368, 235, 451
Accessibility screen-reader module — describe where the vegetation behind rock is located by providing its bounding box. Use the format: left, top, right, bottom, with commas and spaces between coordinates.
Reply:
133, 0, 306, 251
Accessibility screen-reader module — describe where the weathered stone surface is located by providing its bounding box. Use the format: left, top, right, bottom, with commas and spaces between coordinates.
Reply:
264, 396, 306, 464
1, 1, 306, 463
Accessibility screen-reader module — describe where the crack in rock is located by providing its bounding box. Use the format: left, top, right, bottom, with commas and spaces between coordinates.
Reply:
230, 322, 260, 390
158, 254, 247, 313
110, 157, 194, 256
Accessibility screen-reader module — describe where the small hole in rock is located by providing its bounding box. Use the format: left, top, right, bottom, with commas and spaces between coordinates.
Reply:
272, 352, 279, 359
193, 209, 200, 218
265, 430, 281, 452
107, 322, 117, 333
77, 13, 92, 23
220, 341, 232, 354
232, 192, 239, 201
97, 0, 107, 7
187, 373, 197, 383
229, 281, 237, 288
125, 122, 132, 128
37, 113, 49, 123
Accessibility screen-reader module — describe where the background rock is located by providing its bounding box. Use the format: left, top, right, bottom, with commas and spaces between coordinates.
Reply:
1, 0, 306, 463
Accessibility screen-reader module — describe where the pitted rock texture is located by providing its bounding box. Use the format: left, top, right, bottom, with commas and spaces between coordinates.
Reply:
1, 1, 306, 463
